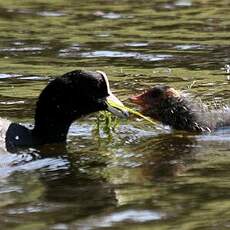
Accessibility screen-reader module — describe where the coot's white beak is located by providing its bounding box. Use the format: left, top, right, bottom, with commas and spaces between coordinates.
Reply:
97, 71, 129, 118
106, 93, 129, 118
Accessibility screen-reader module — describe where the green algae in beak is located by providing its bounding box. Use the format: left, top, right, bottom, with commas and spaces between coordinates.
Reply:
106, 97, 157, 125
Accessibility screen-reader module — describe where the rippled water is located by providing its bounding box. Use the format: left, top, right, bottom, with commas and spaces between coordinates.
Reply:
0, 0, 229, 229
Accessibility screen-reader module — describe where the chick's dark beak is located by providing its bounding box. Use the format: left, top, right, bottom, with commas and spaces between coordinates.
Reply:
105, 93, 129, 118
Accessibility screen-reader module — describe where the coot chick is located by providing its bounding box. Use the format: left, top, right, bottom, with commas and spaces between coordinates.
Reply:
130, 85, 230, 132
4, 70, 128, 149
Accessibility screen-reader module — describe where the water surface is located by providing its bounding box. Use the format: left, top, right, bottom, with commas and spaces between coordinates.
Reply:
0, 0, 229, 229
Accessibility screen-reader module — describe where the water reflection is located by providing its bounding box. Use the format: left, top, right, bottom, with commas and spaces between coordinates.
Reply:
0, 121, 229, 229
138, 134, 196, 179
0, 122, 195, 224
94, 11, 122, 19
74, 209, 164, 229
80, 51, 172, 62
0, 147, 118, 228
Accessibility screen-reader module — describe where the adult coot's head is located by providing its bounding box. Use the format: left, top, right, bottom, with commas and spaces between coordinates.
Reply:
32, 70, 128, 143
130, 85, 208, 132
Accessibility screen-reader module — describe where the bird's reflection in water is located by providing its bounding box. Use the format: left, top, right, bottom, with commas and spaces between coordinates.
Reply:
37, 145, 117, 221
0, 129, 204, 227
128, 133, 198, 180
0, 142, 118, 226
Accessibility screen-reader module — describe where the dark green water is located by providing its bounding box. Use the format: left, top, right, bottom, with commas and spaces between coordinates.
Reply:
0, 0, 229, 229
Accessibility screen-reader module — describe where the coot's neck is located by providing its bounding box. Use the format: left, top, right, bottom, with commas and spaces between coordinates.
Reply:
32, 117, 74, 144
31, 101, 82, 144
